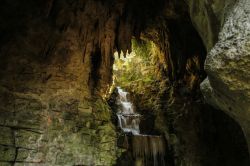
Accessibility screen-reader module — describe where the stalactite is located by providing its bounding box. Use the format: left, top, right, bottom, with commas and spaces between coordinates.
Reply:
72, 0, 140, 94
43, 0, 170, 95
44, 0, 55, 17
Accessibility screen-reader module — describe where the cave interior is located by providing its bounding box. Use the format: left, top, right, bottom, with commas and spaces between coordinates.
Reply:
0, 0, 250, 166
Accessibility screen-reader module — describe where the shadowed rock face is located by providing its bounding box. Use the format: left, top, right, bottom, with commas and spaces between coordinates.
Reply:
0, 0, 126, 165
0, 0, 175, 165
189, 0, 250, 151
185, 0, 238, 51
0, 0, 249, 165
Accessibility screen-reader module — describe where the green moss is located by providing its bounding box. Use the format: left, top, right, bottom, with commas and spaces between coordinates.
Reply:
0, 162, 12, 166
0, 146, 15, 161
0, 127, 13, 146
93, 99, 112, 121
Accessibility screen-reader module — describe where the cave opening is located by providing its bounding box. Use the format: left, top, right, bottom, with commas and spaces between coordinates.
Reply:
110, 38, 172, 165
108, 14, 250, 165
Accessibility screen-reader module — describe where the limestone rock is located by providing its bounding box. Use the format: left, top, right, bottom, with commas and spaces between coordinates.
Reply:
185, 0, 237, 50
199, 0, 250, 150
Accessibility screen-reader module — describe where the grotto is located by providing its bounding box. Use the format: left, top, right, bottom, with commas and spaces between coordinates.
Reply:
0, 0, 250, 166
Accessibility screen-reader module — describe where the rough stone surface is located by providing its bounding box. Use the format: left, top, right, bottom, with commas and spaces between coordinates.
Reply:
0, 1, 122, 165
198, 0, 250, 151
0, 0, 179, 164
185, 0, 237, 51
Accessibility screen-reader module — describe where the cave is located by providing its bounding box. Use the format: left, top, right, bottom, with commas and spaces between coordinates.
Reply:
0, 0, 250, 166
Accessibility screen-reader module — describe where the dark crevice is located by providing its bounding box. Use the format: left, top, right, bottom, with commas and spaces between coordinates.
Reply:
89, 47, 102, 94
0, 125, 44, 134
167, 16, 207, 85
11, 130, 18, 166
200, 106, 250, 166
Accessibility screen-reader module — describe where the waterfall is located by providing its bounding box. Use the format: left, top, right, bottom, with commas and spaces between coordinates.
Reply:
132, 135, 166, 166
116, 87, 166, 166
117, 87, 140, 135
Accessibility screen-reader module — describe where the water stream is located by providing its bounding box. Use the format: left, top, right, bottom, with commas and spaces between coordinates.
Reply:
116, 87, 166, 166
117, 87, 140, 135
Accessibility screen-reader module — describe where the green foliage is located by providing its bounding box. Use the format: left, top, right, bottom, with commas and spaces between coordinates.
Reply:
132, 39, 152, 60
114, 39, 157, 90
113, 39, 168, 113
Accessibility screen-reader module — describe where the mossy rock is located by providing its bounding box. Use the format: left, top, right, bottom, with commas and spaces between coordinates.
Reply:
93, 99, 112, 121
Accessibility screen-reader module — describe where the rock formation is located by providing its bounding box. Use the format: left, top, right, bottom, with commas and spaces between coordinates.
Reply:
188, 0, 250, 151
0, 0, 249, 165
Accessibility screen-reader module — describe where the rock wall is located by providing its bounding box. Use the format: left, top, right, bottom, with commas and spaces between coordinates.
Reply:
139, 4, 250, 165
0, 0, 123, 165
185, 0, 237, 51
185, 0, 250, 151
0, 0, 249, 165
0, 0, 171, 165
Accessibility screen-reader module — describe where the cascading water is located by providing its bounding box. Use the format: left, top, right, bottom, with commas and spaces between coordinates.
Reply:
116, 87, 166, 166
132, 135, 166, 166
117, 87, 140, 135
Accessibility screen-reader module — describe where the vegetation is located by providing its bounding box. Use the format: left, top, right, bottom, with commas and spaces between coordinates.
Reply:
113, 39, 168, 113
